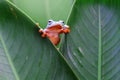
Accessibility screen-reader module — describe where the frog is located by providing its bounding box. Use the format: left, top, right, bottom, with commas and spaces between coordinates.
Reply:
37, 20, 70, 45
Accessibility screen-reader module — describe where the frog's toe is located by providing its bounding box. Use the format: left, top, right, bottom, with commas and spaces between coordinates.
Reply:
64, 29, 70, 33
39, 29, 44, 33
64, 25, 69, 28
41, 33, 47, 38
36, 23, 40, 27
63, 25, 70, 33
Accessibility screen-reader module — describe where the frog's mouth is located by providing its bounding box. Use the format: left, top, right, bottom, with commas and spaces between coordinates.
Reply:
47, 23, 63, 29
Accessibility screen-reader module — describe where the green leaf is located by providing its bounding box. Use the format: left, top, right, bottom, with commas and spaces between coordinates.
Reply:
10, 0, 73, 28
60, 0, 120, 80
0, 1, 77, 80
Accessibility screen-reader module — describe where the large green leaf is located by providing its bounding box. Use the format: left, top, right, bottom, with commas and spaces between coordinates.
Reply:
10, 0, 73, 28
0, 1, 77, 80
60, 0, 120, 80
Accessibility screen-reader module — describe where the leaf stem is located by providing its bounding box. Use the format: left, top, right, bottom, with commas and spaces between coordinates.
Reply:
98, 5, 102, 80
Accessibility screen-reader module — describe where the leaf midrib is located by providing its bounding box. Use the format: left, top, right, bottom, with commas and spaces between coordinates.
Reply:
98, 5, 102, 80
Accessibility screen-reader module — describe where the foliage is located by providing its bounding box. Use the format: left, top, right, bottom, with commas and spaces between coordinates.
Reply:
1, 0, 120, 80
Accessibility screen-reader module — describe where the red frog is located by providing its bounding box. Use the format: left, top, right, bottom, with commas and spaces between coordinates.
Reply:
38, 20, 70, 45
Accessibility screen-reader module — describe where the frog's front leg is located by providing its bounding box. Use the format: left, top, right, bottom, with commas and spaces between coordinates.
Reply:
36, 23, 47, 38
62, 25, 70, 34
39, 29, 47, 38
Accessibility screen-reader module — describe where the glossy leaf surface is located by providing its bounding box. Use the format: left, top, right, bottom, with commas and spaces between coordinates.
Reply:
0, 1, 77, 80
60, 0, 120, 80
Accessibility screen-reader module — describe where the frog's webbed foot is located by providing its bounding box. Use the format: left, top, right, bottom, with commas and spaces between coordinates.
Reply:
39, 29, 47, 38
36, 23, 47, 38
62, 25, 70, 34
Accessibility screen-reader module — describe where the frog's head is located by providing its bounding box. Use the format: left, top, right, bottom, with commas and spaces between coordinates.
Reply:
46, 20, 65, 29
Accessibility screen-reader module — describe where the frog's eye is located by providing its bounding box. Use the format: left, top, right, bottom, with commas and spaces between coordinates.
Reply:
59, 20, 64, 25
48, 20, 53, 25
